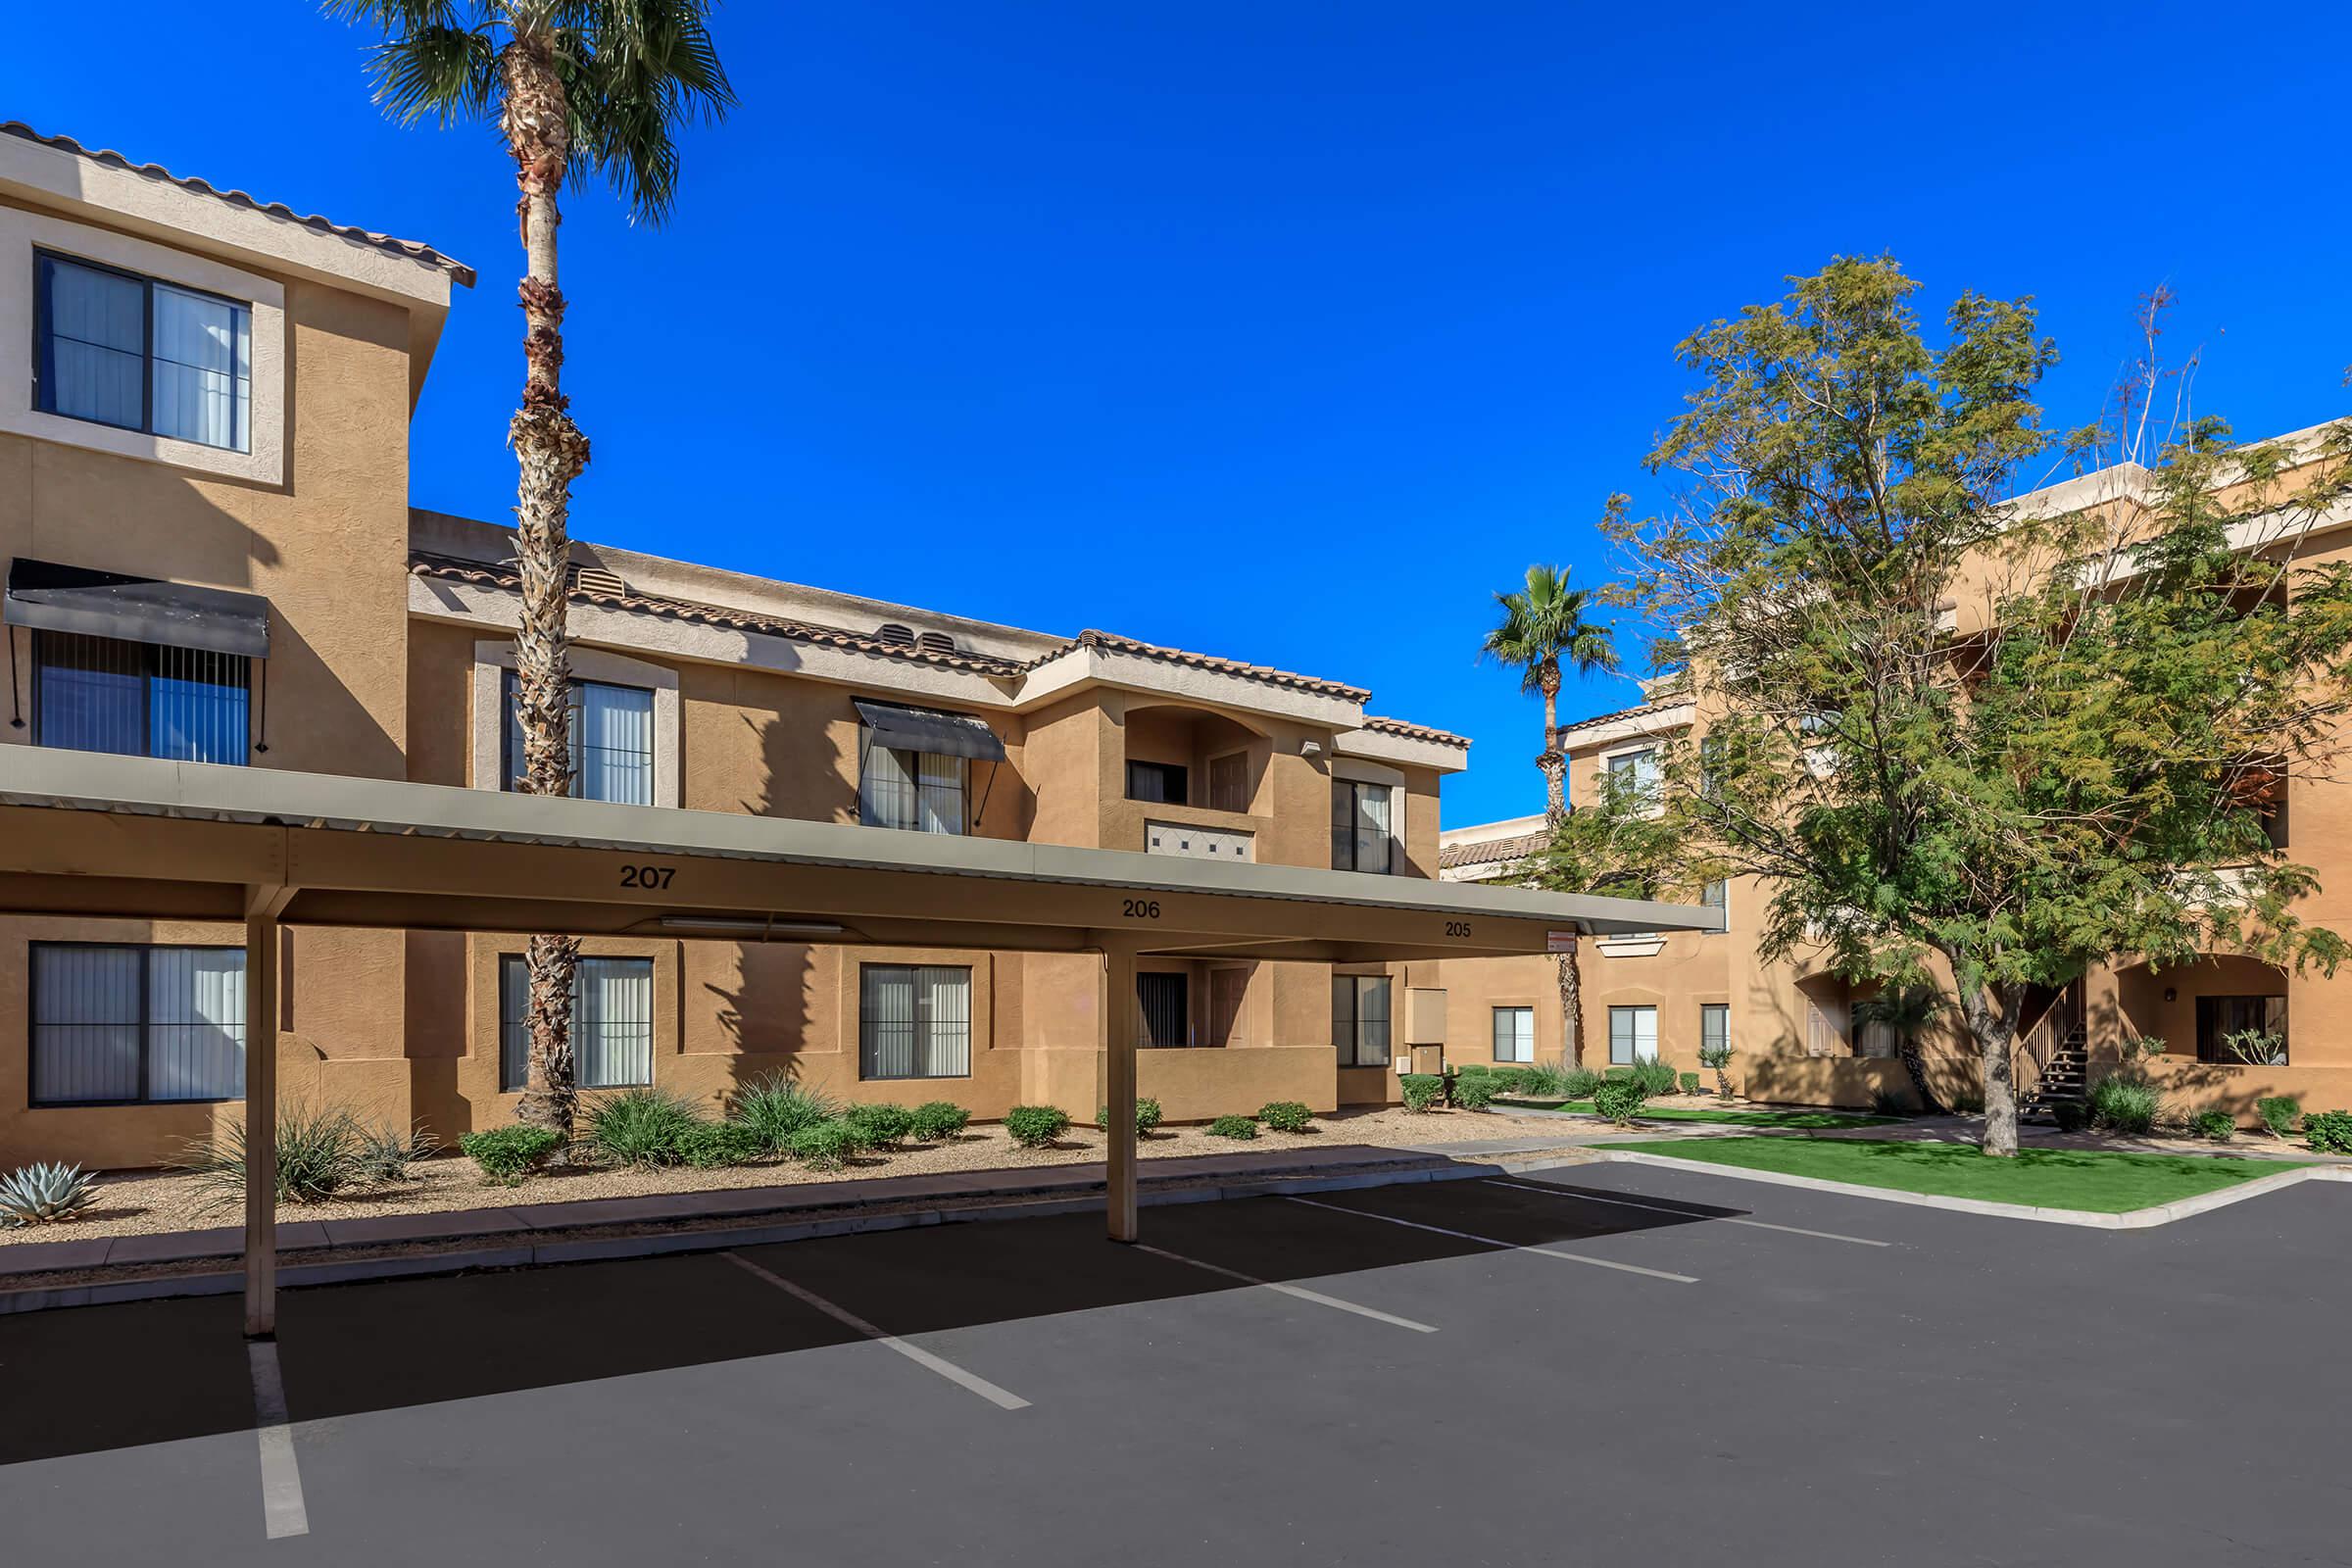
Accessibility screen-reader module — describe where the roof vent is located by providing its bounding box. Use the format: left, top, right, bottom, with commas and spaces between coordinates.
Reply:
917, 630, 956, 657
876, 622, 916, 648
572, 565, 626, 597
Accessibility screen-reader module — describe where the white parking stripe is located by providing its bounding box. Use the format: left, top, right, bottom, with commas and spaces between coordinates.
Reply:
1487, 1179, 1892, 1247
723, 1250, 1031, 1411
246, 1342, 310, 1540
1133, 1242, 1439, 1333
1285, 1197, 1698, 1284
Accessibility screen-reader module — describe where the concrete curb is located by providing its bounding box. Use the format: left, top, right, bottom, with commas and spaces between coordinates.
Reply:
0, 1152, 1593, 1316
1587, 1149, 2352, 1228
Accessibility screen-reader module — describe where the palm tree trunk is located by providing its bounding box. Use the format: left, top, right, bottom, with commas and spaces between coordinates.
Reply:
502, 31, 592, 1147
1535, 660, 1581, 1064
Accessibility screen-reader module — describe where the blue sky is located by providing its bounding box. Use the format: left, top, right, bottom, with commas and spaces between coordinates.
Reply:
10, 2, 2350, 824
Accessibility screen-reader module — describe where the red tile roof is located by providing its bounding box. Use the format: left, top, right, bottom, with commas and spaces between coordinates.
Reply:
1361, 715, 1471, 748
5, 123, 475, 287
1555, 698, 1689, 739
1028, 629, 1373, 703
1437, 830, 1549, 870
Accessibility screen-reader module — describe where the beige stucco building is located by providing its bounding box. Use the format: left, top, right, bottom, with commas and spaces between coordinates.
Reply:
1437, 435, 2352, 1125
0, 125, 1480, 1171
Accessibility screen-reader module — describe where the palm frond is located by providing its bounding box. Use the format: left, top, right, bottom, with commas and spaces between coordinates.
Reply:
561, 0, 737, 225
1480, 563, 1618, 687
324, 2, 500, 126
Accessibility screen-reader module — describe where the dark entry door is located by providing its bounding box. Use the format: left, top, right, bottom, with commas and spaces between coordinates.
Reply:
1137, 972, 1190, 1049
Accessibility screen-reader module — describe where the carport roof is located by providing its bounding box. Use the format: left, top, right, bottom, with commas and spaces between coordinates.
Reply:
0, 750, 1718, 962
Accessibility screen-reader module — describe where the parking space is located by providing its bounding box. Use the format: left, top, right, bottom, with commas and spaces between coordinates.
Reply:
4, 1165, 2347, 1566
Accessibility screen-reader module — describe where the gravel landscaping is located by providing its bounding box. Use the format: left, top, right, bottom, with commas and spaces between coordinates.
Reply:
0, 1105, 1518, 1246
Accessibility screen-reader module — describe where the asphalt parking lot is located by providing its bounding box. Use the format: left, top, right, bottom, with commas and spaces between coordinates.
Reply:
4, 1160, 2345, 1567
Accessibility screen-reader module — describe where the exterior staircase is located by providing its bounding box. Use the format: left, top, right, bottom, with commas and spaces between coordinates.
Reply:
2021, 1027, 2088, 1115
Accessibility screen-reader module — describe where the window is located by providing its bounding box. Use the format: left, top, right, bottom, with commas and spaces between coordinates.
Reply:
2195, 995, 2288, 1065
1127, 760, 1189, 806
860, 740, 966, 834
32, 630, 249, 763
1331, 779, 1394, 873
1137, 972, 1191, 1048
502, 672, 657, 805
1700, 1003, 1729, 1059
30, 943, 245, 1104
859, 964, 971, 1079
499, 955, 654, 1091
1332, 974, 1392, 1066
1208, 753, 1250, 813
36, 252, 252, 452
1701, 879, 1727, 911
1608, 1004, 1658, 1065
1606, 748, 1660, 808
1493, 1005, 1535, 1064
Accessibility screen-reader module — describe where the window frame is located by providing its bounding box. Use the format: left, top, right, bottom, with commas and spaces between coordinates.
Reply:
858, 962, 974, 1081
1699, 1003, 1730, 1059
1330, 777, 1396, 874
34, 249, 253, 453
28, 940, 247, 1107
1332, 973, 1393, 1067
857, 733, 969, 835
30, 629, 253, 763
1137, 970, 1192, 1049
1608, 1004, 1659, 1066
2194, 994, 2288, 1066
1492, 1004, 1536, 1064
501, 669, 659, 805
498, 952, 657, 1092
1126, 759, 1190, 807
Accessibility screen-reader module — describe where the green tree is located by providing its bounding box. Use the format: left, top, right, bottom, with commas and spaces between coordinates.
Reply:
1549, 256, 2352, 1155
328, 0, 733, 1147
1480, 564, 1618, 1063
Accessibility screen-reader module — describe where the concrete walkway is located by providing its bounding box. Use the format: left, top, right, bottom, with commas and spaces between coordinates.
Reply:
0, 1133, 1606, 1312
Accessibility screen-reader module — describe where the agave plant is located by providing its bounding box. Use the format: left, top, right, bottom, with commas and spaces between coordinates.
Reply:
0, 1161, 100, 1227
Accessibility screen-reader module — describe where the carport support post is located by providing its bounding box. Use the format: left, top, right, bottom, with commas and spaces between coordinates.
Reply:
243, 884, 290, 1340
1103, 939, 1140, 1243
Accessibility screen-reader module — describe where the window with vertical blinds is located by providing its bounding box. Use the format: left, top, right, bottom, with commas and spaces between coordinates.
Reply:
1492, 1005, 1535, 1063
1700, 1003, 1730, 1059
1332, 974, 1392, 1066
858, 964, 971, 1079
499, 954, 654, 1091
502, 672, 657, 805
1608, 1004, 1658, 1065
36, 252, 253, 452
1331, 779, 1394, 873
1137, 972, 1190, 1048
859, 738, 966, 834
32, 630, 249, 762
30, 944, 245, 1104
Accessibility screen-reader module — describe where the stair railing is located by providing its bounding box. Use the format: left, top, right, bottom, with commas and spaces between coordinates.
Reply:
2010, 994, 2070, 1106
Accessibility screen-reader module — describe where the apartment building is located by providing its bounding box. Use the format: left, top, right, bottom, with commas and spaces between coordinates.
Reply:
1437, 436, 2352, 1122
0, 125, 1470, 1170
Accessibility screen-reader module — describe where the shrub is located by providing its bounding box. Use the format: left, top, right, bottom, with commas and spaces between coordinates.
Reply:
1004, 1105, 1073, 1148
178, 1102, 377, 1207
1947, 1090, 1986, 1115
789, 1118, 867, 1171
459, 1125, 563, 1186
1592, 1079, 1648, 1126
1207, 1114, 1259, 1140
730, 1075, 839, 1152
2304, 1109, 2352, 1154
1631, 1057, 1680, 1097
1697, 1040, 1737, 1098
1399, 1074, 1445, 1112
1451, 1075, 1500, 1110
1258, 1101, 1314, 1133
1679, 1071, 1702, 1096
356, 1120, 438, 1185
0, 1161, 99, 1227
2192, 1109, 2236, 1143
586, 1089, 706, 1168
2257, 1095, 2303, 1141
1563, 1066, 1607, 1101
2050, 1100, 2089, 1134
677, 1121, 769, 1168
909, 1101, 972, 1142
1490, 1067, 1535, 1095
845, 1102, 917, 1150
2088, 1076, 2164, 1137
1097, 1098, 1165, 1137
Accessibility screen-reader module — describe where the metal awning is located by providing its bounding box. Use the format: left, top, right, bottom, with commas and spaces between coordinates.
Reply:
853, 699, 1006, 762
4, 558, 271, 659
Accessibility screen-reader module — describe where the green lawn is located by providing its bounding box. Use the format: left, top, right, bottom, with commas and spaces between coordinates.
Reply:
1498, 1100, 1897, 1130
1598, 1135, 2305, 1212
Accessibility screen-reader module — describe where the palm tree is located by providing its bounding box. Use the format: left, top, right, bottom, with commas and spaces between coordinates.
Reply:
1853, 983, 1945, 1114
1481, 564, 1617, 1062
329, 1, 733, 1147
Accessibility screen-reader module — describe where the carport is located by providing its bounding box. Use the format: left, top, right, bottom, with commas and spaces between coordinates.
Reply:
0, 747, 1720, 1338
